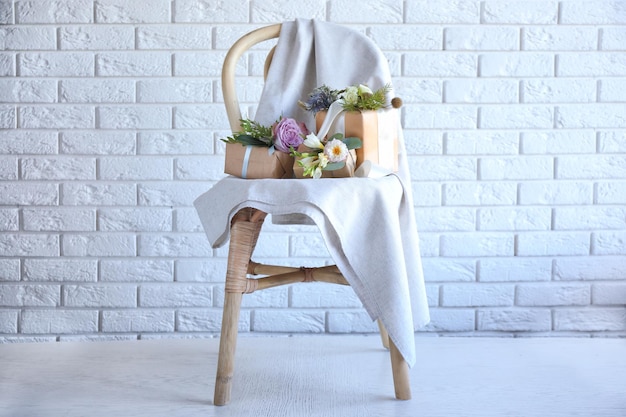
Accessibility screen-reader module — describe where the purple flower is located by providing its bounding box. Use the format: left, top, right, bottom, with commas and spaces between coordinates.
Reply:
272, 118, 308, 152
299, 85, 341, 113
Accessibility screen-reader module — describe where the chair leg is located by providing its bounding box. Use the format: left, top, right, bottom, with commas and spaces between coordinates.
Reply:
214, 208, 266, 406
377, 319, 390, 349
214, 291, 243, 406
389, 338, 411, 400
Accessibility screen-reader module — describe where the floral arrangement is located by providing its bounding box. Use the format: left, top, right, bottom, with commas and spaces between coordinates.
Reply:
291, 133, 362, 179
222, 81, 394, 179
292, 82, 395, 178
222, 117, 309, 153
299, 83, 391, 113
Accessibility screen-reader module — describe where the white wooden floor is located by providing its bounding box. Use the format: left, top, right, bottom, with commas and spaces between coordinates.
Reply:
0, 335, 624, 417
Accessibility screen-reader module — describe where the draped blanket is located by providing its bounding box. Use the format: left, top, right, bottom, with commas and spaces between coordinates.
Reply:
194, 19, 429, 366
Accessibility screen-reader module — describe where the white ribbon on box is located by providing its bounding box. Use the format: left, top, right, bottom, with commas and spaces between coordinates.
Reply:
373, 107, 398, 175
240, 145, 275, 179
315, 100, 344, 140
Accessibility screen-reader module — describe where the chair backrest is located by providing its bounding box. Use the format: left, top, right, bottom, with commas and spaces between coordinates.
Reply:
222, 24, 281, 133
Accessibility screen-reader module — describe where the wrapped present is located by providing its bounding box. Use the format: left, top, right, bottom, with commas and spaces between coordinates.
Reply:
315, 102, 399, 173
345, 107, 399, 173
224, 143, 294, 179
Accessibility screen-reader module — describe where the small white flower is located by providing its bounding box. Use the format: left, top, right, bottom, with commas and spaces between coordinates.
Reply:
298, 155, 316, 169
343, 86, 359, 106
313, 166, 323, 179
358, 84, 373, 96
304, 133, 324, 150
317, 152, 329, 169
323, 139, 349, 163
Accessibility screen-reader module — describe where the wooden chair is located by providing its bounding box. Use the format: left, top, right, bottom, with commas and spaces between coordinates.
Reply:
214, 23, 411, 406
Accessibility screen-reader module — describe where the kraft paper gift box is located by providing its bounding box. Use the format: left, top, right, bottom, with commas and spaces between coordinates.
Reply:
311, 105, 399, 173
344, 107, 399, 173
224, 143, 294, 179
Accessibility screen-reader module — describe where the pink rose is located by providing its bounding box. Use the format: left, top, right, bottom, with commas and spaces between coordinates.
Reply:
272, 118, 308, 152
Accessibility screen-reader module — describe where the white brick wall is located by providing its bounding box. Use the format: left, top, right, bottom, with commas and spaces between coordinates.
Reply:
1, 0, 625, 342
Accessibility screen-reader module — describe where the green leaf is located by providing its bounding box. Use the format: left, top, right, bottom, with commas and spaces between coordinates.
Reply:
324, 161, 346, 171
236, 134, 270, 147
219, 118, 276, 148
342, 137, 362, 150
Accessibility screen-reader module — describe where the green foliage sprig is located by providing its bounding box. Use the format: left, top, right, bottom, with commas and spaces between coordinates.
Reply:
299, 83, 392, 114
221, 119, 274, 147
341, 83, 391, 112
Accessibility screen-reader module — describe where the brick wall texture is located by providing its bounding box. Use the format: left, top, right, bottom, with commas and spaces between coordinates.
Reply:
1, 0, 625, 342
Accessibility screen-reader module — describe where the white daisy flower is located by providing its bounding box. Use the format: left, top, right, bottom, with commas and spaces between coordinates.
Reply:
323, 139, 349, 163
